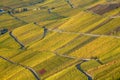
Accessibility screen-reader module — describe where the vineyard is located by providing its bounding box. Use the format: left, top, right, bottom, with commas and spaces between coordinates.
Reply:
0, 0, 120, 80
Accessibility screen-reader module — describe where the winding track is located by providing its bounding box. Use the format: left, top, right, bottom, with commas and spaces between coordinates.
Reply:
54, 50, 103, 63
33, 21, 120, 40
53, 51, 103, 80
48, 29, 120, 39
0, 56, 40, 80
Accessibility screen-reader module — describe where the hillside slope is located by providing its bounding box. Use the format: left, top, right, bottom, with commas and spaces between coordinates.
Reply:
0, 0, 120, 80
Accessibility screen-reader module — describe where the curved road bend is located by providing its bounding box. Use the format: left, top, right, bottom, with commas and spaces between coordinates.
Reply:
33, 23, 48, 40
0, 56, 40, 80
53, 51, 102, 80
76, 61, 92, 80
54, 51, 104, 64
9, 31, 25, 49
76, 58, 103, 80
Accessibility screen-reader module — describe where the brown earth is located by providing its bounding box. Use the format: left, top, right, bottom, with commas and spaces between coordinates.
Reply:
87, 3, 120, 15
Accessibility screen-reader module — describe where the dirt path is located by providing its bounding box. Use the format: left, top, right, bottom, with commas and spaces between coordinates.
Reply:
54, 51, 103, 64
110, 16, 120, 18
9, 31, 25, 49
48, 29, 120, 39
53, 51, 103, 80
54, 18, 113, 54
0, 56, 40, 80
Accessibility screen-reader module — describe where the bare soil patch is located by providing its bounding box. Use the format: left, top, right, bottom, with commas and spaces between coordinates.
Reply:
87, 3, 120, 15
